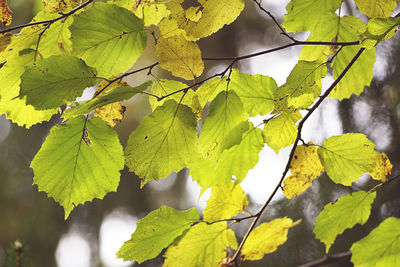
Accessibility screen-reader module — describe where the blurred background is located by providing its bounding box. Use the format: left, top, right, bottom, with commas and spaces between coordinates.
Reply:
1, 0, 399, 266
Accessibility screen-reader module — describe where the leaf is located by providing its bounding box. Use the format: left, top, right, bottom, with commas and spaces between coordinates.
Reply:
229, 69, 278, 116
195, 77, 228, 108
216, 124, 264, 183
63, 81, 151, 119
31, 116, 125, 219
203, 182, 248, 222
133, 1, 170, 26
149, 79, 200, 114
125, 100, 198, 186
330, 17, 376, 100
369, 152, 392, 182
314, 191, 376, 253
188, 153, 219, 191
182, 0, 245, 41
0, 50, 57, 128
156, 34, 204, 80
199, 90, 248, 159
350, 217, 400, 267
70, 2, 147, 77
241, 218, 300, 261
283, 143, 324, 199
317, 133, 377, 186
262, 111, 302, 153
42, 0, 79, 13
163, 222, 237, 267
283, 0, 342, 34
0, 0, 12, 26
354, 0, 397, 18
117, 206, 199, 263
94, 102, 125, 127
19, 55, 97, 110
362, 17, 400, 48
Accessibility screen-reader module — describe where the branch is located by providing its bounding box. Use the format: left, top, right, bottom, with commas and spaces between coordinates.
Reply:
297, 251, 352, 267
0, 0, 95, 34
229, 47, 365, 265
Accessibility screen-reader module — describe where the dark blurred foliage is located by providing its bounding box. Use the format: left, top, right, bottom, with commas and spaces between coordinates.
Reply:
0, 1, 399, 267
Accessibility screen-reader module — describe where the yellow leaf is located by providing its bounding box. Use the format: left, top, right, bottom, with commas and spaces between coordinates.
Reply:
185, 6, 202, 22
42, 0, 80, 13
0, 33, 11, 53
369, 152, 392, 182
283, 143, 324, 198
241, 218, 301, 261
94, 102, 126, 127
156, 33, 204, 80
0, 0, 11, 26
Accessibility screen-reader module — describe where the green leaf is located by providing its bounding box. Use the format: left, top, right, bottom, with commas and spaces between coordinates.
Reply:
317, 133, 377, 185
354, 0, 397, 18
362, 17, 400, 48
31, 116, 124, 219
263, 111, 301, 153
70, 2, 147, 77
163, 222, 237, 267
0, 50, 57, 128
216, 124, 264, 183
117, 206, 199, 263
283, 0, 342, 34
314, 191, 376, 253
350, 217, 400, 267
63, 81, 151, 119
19, 55, 97, 110
330, 17, 376, 100
199, 90, 248, 158
203, 182, 248, 222
241, 217, 301, 261
125, 100, 198, 186
195, 77, 227, 108
230, 69, 278, 116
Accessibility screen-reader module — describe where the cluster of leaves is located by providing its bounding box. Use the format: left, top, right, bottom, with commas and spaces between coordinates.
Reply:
1, 0, 400, 266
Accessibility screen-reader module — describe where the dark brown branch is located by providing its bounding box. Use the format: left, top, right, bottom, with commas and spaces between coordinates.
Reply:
229, 47, 365, 265
297, 251, 352, 267
0, 0, 94, 34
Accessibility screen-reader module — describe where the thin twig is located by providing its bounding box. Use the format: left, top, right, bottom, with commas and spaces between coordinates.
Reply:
297, 251, 352, 267
229, 47, 365, 265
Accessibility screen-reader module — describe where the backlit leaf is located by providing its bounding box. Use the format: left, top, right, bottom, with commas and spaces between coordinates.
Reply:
283, 143, 324, 199
70, 2, 147, 77
19, 55, 97, 110
362, 17, 400, 48
203, 182, 248, 222
42, 0, 79, 13
163, 222, 237, 267
94, 102, 125, 127
263, 111, 301, 153
369, 152, 392, 182
314, 191, 376, 253
354, 0, 397, 18
0, 0, 12, 26
199, 90, 248, 158
350, 217, 400, 267
125, 100, 197, 186
156, 34, 204, 80
117, 206, 198, 263
31, 116, 124, 219
195, 77, 227, 108
230, 69, 278, 116
241, 218, 300, 261
317, 133, 376, 185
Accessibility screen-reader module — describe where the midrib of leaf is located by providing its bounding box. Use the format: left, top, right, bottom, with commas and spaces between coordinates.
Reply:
320, 146, 370, 168
170, 46, 196, 77
195, 227, 227, 265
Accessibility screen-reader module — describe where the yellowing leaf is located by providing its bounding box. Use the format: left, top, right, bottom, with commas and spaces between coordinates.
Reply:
283, 143, 324, 198
263, 111, 302, 153
0, 0, 12, 26
117, 206, 199, 263
314, 191, 376, 253
354, 0, 397, 18
42, 0, 80, 13
203, 182, 248, 222
195, 77, 227, 108
163, 222, 237, 267
185, 6, 202, 22
318, 133, 377, 186
156, 34, 204, 80
350, 217, 400, 267
241, 218, 300, 261
369, 152, 392, 182
94, 102, 125, 127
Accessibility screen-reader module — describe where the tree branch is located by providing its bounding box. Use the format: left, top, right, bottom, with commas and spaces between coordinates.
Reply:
297, 251, 352, 267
